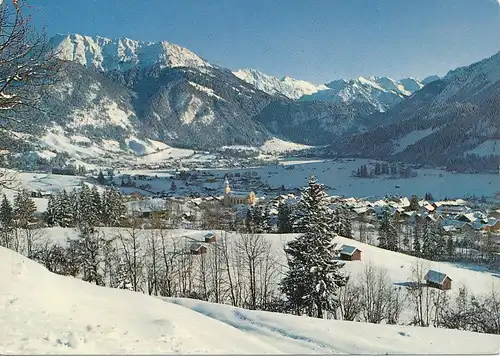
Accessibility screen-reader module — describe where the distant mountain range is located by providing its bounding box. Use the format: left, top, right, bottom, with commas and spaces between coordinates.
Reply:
325, 51, 500, 171
4, 33, 499, 171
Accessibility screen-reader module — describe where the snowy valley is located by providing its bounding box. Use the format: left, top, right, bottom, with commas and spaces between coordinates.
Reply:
2, 2, 500, 354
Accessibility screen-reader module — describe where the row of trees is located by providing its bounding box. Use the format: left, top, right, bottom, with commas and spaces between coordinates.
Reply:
45, 185, 127, 228
376, 210, 499, 263
245, 195, 353, 238
0, 190, 40, 256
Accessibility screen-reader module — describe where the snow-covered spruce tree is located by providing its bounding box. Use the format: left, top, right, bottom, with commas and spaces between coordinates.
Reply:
91, 186, 102, 223
71, 224, 106, 286
13, 189, 37, 229
262, 205, 272, 233
245, 204, 269, 233
281, 176, 348, 319
409, 195, 420, 211
105, 188, 126, 226
45, 194, 57, 227
277, 201, 294, 233
421, 219, 441, 260
378, 209, 398, 251
78, 184, 98, 227
412, 216, 423, 256
55, 190, 74, 228
337, 203, 353, 238
69, 189, 80, 225
0, 194, 13, 248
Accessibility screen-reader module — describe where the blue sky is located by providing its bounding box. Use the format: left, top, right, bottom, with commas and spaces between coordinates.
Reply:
30, 0, 500, 83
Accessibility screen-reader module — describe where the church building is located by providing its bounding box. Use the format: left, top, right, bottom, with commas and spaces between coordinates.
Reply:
223, 179, 256, 207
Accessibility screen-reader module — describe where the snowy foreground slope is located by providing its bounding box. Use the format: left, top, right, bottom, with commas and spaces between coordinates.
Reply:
0, 247, 276, 354
169, 298, 500, 355
1, 246, 499, 355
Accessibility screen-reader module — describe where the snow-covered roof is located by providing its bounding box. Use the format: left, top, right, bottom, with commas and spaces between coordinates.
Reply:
440, 219, 468, 229
424, 204, 435, 211
340, 245, 360, 256
424, 270, 451, 285
486, 218, 499, 227
230, 191, 252, 198
442, 225, 457, 232
399, 197, 410, 207
462, 213, 478, 222
353, 207, 372, 214
190, 242, 205, 251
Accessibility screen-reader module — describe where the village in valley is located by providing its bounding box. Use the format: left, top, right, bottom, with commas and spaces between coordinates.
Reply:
3, 1, 500, 353
19, 154, 500, 279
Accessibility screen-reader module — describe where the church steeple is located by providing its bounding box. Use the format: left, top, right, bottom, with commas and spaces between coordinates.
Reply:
224, 178, 231, 194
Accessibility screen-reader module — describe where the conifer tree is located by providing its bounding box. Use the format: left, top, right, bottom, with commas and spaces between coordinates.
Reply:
0, 194, 13, 248
78, 184, 95, 226
421, 219, 433, 259
91, 186, 102, 223
336, 203, 353, 238
277, 201, 293, 233
97, 170, 106, 185
409, 195, 420, 211
45, 194, 57, 227
13, 190, 37, 229
0, 194, 13, 228
69, 188, 80, 225
103, 188, 126, 226
281, 176, 348, 318
56, 190, 74, 228
378, 209, 398, 251
412, 216, 423, 256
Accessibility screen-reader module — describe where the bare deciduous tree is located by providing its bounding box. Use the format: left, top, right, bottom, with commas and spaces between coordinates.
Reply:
118, 218, 144, 292
236, 233, 272, 310
338, 277, 363, 321
0, 1, 58, 121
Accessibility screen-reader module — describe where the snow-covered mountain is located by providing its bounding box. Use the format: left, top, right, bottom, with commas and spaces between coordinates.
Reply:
327, 51, 500, 170
300, 76, 424, 112
232, 68, 329, 100
7, 31, 498, 170
232, 69, 426, 112
50, 33, 212, 72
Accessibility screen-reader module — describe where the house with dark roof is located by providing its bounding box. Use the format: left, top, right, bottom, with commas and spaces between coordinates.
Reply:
424, 270, 452, 290
204, 232, 216, 243
189, 242, 208, 255
340, 245, 362, 261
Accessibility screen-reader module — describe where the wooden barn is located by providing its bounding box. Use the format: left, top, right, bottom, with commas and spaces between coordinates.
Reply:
189, 243, 208, 255
424, 270, 452, 290
340, 245, 362, 261
204, 232, 216, 243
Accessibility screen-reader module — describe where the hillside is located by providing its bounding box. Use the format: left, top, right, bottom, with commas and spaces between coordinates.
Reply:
6, 33, 390, 163
3, 32, 500, 168
1, 245, 499, 354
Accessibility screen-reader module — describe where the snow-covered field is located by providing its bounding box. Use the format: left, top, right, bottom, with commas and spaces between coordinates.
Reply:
467, 140, 500, 157
40, 228, 499, 297
259, 137, 313, 154
0, 172, 89, 212
1, 245, 499, 354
